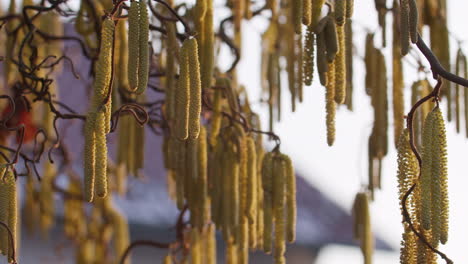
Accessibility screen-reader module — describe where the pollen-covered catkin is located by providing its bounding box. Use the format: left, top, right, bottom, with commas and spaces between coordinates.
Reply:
433, 108, 449, 245
273, 156, 286, 264
175, 41, 190, 140
408, 0, 418, 43
352, 192, 373, 264
400, 0, 410, 55
302, 0, 311, 26
346, 0, 354, 18
187, 38, 202, 139
281, 154, 296, 243
261, 152, 274, 253
95, 111, 108, 198
201, 1, 214, 91
136, 0, 149, 94
128, 0, 140, 91
326, 62, 336, 146
420, 109, 435, 230
303, 28, 315, 86
334, 25, 346, 104
293, 0, 303, 34
84, 112, 97, 202
335, 0, 346, 26
311, 0, 326, 28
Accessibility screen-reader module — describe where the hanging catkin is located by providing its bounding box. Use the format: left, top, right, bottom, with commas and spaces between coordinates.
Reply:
334, 24, 346, 104
326, 61, 336, 146
187, 38, 202, 139
302, 0, 311, 26
400, 0, 410, 55
136, 0, 149, 94
281, 154, 296, 243
335, 0, 347, 26
303, 27, 315, 86
175, 40, 190, 140
420, 108, 434, 229
127, 0, 140, 91
273, 156, 286, 264
393, 1, 405, 147
352, 192, 373, 264
261, 152, 274, 253
408, 0, 419, 43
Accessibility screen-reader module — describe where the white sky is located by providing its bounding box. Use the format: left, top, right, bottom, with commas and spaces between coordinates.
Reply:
6, 0, 468, 263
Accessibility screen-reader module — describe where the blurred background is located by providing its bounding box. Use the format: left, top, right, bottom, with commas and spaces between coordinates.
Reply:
3, 0, 468, 263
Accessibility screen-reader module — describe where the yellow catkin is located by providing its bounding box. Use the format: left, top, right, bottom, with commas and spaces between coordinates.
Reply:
393, 3, 405, 147
95, 111, 108, 198
279, 154, 296, 243
303, 27, 315, 86
136, 0, 149, 94
175, 140, 186, 210
92, 18, 114, 110
324, 18, 338, 62
316, 31, 328, 86
205, 224, 216, 264
408, 0, 419, 43
175, 41, 190, 140
326, 62, 336, 146
163, 255, 172, 264
128, 0, 140, 91
400, 0, 410, 55
334, 25, 346, 104
433, 108, 449, 245
311, 0, 325, 29
455, 50, 464, 134
128, 1, 140, 91
396, 129, 419, 207
113, 211, 130, 264
5, 171, 16, 262
226, 241, 238, 264
335, 0, 346, 26
165, 20, 178, 125
197, 127, 210, 226
246, 137, 257, 247
420, 109, 435, 230
352, 192, 373, 264
233, 0, 244, 32
291, 0, 302, 34
273, 157, 286, 264
76, 239, 94, 263
344, 18, 354, 110
261, 152, 274, 253
191, 228, 201, 264
302, 0, 311, 26
400, 226, 417, 264
187, 38, 202, 139
463, 53, 468, 138
84, 112, 97, 202
201, 1, 214, 92
222, 142, 235, 241
346, 0, 354, 18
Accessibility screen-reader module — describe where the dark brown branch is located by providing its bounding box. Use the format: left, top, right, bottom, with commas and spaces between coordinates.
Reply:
416, 34, 468, 87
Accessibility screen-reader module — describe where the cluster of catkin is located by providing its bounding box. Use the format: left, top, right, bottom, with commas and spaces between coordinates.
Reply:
260, 0, 354, 146
396, 107, 449, 264
74, 197, 131, 264
364, 33, 388, 200
0, 166, 17, 264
